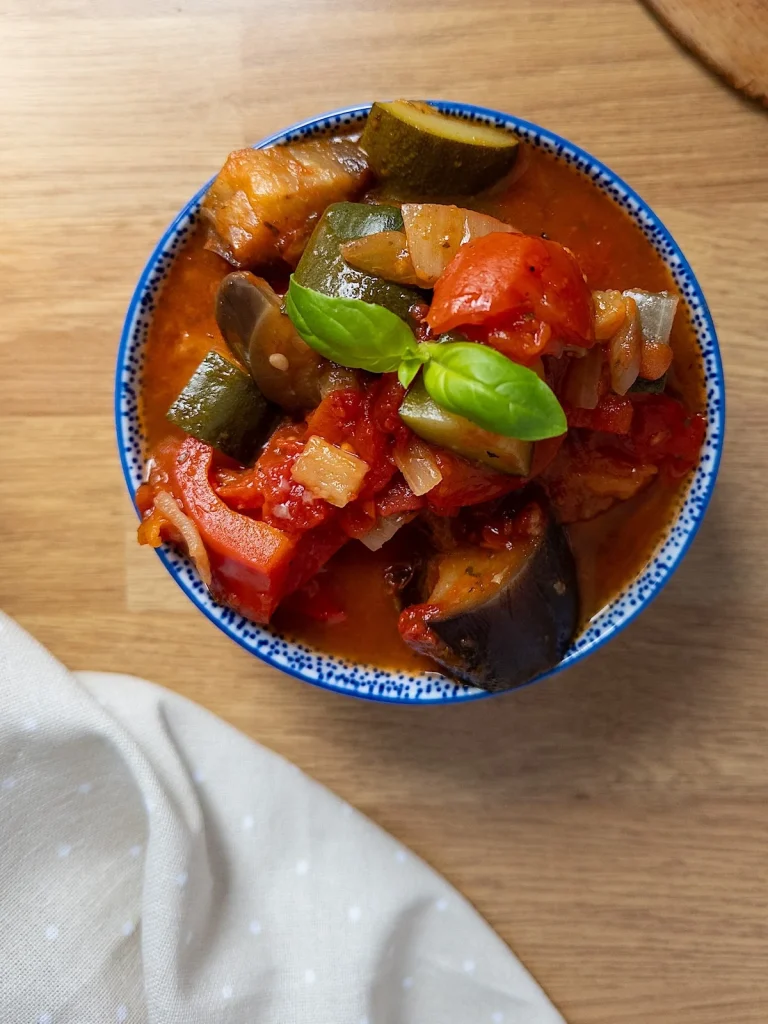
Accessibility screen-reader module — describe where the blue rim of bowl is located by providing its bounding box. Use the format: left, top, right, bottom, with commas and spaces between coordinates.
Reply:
115, 100, 725, 705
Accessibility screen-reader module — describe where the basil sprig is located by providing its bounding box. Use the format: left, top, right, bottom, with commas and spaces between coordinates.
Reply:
286, 278, 566, 441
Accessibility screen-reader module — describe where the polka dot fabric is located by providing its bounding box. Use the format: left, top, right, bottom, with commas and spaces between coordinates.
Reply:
115, 102, 725, 705
0, 611, 564, 1024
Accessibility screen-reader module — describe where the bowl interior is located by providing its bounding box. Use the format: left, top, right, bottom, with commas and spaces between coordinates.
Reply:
116, 101, 724, 704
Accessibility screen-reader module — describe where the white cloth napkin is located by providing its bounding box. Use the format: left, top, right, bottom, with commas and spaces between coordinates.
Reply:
0, 612, 565, 1024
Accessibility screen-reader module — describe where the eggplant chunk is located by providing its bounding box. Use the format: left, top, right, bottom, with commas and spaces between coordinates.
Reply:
399, 508, 578, 691
216, 271, 326, 413
201, 138, 370, 268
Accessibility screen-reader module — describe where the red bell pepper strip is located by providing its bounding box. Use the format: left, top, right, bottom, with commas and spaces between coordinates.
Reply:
173, 437, 296, 623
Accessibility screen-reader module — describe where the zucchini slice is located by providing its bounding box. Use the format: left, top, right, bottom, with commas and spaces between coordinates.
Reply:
360, 100, 519, 196
166, 350, 277, 464
399, 377, 532, 476
294, 202, 424, 319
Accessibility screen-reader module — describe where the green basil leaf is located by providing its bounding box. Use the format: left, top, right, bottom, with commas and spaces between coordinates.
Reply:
397, 356, 425, 389
422, 342, 566, 441
286, 278, 417, 374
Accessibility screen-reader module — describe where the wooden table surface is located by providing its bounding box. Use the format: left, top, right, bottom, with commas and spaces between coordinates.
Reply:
2, 1, 767, 1020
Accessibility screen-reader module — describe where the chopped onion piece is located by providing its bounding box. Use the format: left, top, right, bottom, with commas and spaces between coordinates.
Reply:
340, 231, 421, 285
401, 203, 518, 286
394, 438, 443, 496
564, 344, 603, 410
153, 489, 212, 588
623, 289, 678, 345
609, 296, 642, 396
291, 435, 369, 508
592, 290, 627, 341
359, 512, 415, 552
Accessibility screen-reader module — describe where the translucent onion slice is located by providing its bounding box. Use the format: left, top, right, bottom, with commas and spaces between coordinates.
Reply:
623, 289, 678, 345
609, 296, 642, 396
401, 204, 518, 286
153, 490, 212, 588
340, 231, 422, 286
564, 344, 604, 410
359, 512, 416, 551
394, 438, 443, 496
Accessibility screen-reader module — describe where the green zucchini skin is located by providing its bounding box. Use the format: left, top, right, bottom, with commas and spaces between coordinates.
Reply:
360, 101, 519, 196
399, 378, 533, 476
294, 202, 425, 320
166, 350, 278, 464
629, 373, 667, 395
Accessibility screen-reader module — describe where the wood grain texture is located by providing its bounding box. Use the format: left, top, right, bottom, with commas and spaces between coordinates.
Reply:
1, 1, 767, 1020
645, 0, 768, 105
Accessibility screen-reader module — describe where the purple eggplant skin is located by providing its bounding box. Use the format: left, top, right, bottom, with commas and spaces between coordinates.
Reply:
425, 516, 579, 692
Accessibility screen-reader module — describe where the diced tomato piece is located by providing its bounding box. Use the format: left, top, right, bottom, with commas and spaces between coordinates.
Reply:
215, 378, 408, 536
371, 374, 408, 437
627, 394, 706, 477
338, 499, 378, 539
352, 381, 397, 498
529, 434, 566, 477
302, 379, 401, 500
465, 315, 553, 364
566, 393, 634, 435
543, 437, 658, 523
304, 388, 362, 445
397, 603, 444, 652
427, 449, 525, 514
172, 438, 297, 622
216, 424, 334, 534
427, 233, 595, 346
375, 475, 426, 518
284, 521, 348, 595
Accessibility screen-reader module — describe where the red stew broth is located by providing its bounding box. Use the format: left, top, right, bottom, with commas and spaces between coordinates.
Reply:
140, 143, 704, 673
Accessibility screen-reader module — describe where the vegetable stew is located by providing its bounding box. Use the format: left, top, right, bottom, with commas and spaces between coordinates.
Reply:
137, 101, 705, 691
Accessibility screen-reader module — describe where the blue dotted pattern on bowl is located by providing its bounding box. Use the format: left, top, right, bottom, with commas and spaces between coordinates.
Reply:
115, 101, 725, 704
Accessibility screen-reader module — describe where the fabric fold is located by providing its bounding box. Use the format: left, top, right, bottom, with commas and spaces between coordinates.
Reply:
0, 611, 564, 1024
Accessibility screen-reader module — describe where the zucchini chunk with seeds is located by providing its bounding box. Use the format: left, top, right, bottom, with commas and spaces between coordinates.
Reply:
166, 350, 277, 464
361, 100, 519, 195
399, 377, 532, 476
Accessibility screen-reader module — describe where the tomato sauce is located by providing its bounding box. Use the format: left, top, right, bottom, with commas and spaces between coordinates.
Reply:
140, 143, 705, 673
